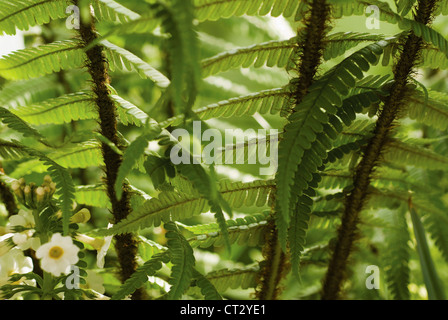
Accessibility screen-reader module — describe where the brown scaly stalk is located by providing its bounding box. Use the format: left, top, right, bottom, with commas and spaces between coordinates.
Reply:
73, 1, 142, 299
321, 0, 440, 300
0, 178, 18, 216
255, 0, 331, 300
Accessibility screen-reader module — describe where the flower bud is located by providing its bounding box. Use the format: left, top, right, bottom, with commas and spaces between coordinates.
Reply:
11, 180, 24, 202
24, 186, 33, 207
70, 208, 91, 224
35, 187, 45, 206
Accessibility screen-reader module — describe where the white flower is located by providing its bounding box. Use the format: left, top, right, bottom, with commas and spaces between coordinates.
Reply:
36, 233, 80, 277
0, 233, 13, 258
0, 248, 33, 287
75, 229, 112, 269
8, 209, 40, 251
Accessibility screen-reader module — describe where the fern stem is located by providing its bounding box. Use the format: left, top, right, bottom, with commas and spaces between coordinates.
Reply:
74, 1, 142, 299
255, 218, 290, 300
321, 0, 440, 300
257, 0, 331, 300
292, 0, 331, 105
0, 178, 18, 216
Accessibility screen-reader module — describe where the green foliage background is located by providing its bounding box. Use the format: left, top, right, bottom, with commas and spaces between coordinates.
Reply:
0, 0, 447, 300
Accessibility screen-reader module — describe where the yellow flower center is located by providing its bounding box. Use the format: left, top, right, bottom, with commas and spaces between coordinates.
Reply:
49, 246, 64, 259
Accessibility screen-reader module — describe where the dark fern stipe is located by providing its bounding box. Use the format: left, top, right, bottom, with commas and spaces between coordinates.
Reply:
0, 0, 447, 301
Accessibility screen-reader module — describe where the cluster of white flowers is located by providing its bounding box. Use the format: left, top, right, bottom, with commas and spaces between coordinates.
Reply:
0, 210, 37, 288
1, 208, 112, 286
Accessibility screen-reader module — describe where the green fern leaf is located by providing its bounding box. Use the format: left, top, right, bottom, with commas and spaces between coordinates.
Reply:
0, 106, 47, 143
205, 266, 259, 292
75, 185, 111, 209
92, 0, 140, 23
194, 0, 300, 21
407, 89, 448, 130
0, 0, 71, 35
0, 40, 83, 80
11, 92, 96, 125
192, 269, 222, 300
114, 131, 160, 200
162, 87, 290, 128
384, 139, 448, 170
382, 207, 411, 300
101, 40, 170, 88
165, 221, 196, 300
12, 140, 75, 235
97, 179, 274, 236
0, 139, 29, 159
201, 37, 298, 78
111, 95, 149, 127
111, 252, 169, 300
184, 211, 270, 248
276, 42, 387, 247
410, 203, 446, 300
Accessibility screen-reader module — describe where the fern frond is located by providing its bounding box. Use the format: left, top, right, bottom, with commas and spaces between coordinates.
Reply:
110, 95, 149, 127
176, 163, 232, 250
194, 0, 300, 21
381, 207, 411, 300
322, 32, 386, 61
12, 140, 75, 235
409, 203, 446, 300
97, 179, 274, 236
192, 269, 222, 300
0, 40, 83, 80
165, 222, 196, 300
275, 41, 387, 243
91, 0, 140, 23
10, 90, 150, 127
184, 211, 269, 248
424, 199, 448, 264
332, 0, 448, 59
101, 40, 170, 88
0, 139, 28, 160
407, 89, 448, 130
114, 131, 160, 200
111, 252, 169, 300
11, 92, 96, 125
75, 185, 111, 209
201, 37, 298, 78
0, 76, 61, 109
395, 0, 417, 16
205, 266, 259, 292
0, 0, 71, 35
162, 87, 290, 128
0, 0, 141, 35
0, 106, 47, 143
51, 141, 104, 169
384, 139, 448, 170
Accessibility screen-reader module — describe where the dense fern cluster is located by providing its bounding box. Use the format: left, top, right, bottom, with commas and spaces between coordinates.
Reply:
0, 0, 447, 300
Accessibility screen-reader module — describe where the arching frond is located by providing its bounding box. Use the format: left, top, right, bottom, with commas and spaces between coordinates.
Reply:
0, 0, 71, 35
11, 92, 96, 125
275, 41, 387, 247
201, 37, 298, 78
162, 87, 290, 127
0, 40, 83, 80
97, 179, 274, 236
183, 211, 269, 248
165, 222, 196, 300
194, 0, 300, 21
204, 266, 259, 292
